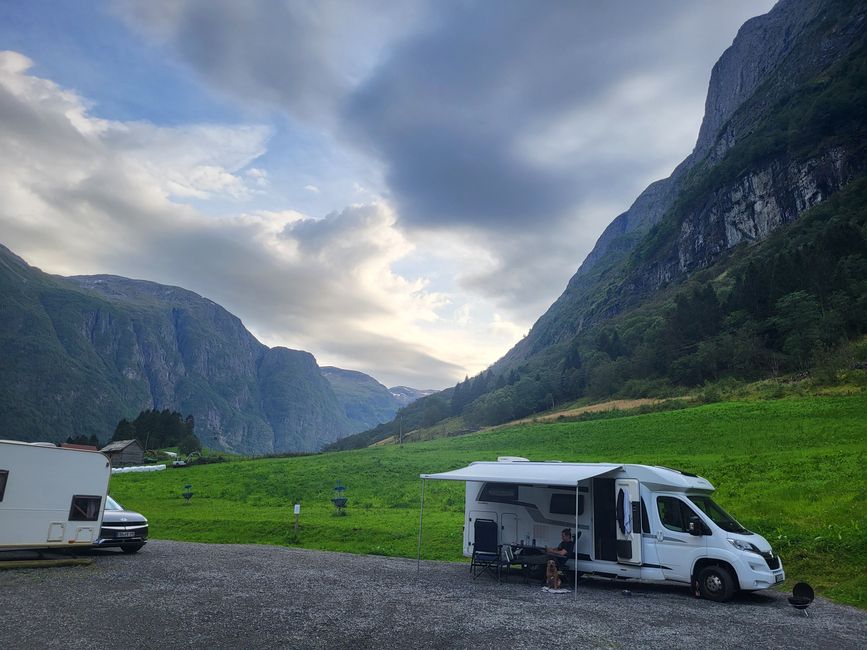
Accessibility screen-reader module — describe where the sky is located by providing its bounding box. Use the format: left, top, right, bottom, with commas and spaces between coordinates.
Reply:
0, 0, 776, 389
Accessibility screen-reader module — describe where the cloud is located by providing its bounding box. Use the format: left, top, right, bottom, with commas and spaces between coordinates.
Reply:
0, 50, 516, 388
343, 1, 772, 235
1, 1, 779, 387
112, 0, 425, 121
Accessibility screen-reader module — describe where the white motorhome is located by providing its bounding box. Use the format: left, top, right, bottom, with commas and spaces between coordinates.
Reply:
0, 440, 111, 550
421, 458, 784, 602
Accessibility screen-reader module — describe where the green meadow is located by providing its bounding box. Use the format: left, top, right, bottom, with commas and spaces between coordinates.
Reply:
110, 394, 867, 608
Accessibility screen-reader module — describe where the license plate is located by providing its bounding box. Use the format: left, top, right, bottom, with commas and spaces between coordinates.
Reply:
775, 573, 784, 583
116, 531, 135, 538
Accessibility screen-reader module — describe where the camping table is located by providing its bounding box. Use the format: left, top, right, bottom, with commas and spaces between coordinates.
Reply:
511, 545, 552, 584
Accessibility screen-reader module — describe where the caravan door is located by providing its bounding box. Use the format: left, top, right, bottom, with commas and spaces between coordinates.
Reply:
614, 479, 642, 565
500, 513, 518, 547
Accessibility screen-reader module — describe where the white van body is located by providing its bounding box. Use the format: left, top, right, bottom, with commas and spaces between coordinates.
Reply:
0, 440, 111, 550
422, 459, 784, 601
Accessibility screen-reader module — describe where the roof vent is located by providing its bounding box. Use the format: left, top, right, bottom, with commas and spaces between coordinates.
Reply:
497, 456, 529, 462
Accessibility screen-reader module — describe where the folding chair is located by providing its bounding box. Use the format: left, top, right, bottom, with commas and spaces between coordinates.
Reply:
470, 518, 501, 580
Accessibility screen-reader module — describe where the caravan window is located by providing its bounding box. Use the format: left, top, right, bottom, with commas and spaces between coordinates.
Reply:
0, 470, 7, 501
69, 495, 102, 521
479, 483, 518, 503
550, 493, 584, 516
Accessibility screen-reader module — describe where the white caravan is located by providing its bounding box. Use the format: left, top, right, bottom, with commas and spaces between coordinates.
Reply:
421, 458, 785, 601
0, 440, 111, 550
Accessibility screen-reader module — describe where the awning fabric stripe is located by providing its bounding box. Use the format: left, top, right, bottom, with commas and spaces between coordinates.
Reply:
420, 462, 622, 486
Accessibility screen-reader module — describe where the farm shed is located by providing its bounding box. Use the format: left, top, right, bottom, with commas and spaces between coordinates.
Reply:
100, 439, 144, 466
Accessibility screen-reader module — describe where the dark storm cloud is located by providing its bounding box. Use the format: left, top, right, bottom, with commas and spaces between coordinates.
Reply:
114, 0, 422, 120
119, 0, 772, 235
343, 1, 698, 229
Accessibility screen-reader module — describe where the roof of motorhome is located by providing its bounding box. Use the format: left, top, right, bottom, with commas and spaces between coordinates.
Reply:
420, 461, 714, 491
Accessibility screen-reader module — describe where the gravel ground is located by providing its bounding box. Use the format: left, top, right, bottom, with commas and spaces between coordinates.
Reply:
1, 540, 864, 649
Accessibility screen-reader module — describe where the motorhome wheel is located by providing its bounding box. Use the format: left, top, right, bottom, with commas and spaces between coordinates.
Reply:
697, 565, 735, 602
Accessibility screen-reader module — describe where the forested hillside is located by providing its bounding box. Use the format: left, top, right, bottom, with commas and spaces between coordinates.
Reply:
332, 0, 867, 449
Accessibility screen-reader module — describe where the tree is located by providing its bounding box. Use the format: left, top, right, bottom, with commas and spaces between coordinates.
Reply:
113, 419, 135, 442
773, 291, 822, 369
178, 433, 202, 455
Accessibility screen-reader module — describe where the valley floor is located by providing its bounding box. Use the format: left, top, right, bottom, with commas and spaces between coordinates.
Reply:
2, 541, 865, 649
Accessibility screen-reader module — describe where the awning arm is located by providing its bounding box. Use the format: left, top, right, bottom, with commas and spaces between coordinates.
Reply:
416, 478, 426, 573
574, 482, 579, 598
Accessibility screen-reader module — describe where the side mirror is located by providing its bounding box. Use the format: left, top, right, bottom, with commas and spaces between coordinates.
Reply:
687, 516, 703, 536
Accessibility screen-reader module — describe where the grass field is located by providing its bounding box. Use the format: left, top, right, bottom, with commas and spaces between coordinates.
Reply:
110, 394, 867, 608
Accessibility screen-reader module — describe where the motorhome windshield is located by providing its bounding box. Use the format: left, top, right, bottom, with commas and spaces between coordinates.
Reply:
688, 495, 751, 534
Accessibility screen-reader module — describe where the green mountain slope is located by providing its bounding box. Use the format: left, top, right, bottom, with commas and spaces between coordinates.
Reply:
336, 0, 867, 448
321, 366, 402, 432
0, 247, 352, 453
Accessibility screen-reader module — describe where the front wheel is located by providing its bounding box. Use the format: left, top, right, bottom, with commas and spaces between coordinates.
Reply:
121, 543, 144, 554
697, 565, 736, 602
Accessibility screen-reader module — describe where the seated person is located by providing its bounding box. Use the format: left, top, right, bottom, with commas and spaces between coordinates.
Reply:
546, 528, 575, 571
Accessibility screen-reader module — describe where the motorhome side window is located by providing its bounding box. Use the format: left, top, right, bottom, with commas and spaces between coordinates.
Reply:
640, 498, 651, 534
657, 496, 699, 533
478, 483, 518, 503
0, 469, 8, 501
69, 495, 102, 521
550, 493, 584, 516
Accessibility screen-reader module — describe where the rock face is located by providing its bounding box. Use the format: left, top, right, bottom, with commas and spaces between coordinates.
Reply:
692, 0, 825, 163
643, 146, 861, 292
321, 366, 403, 432
500, 0, 866, 365
0, 250, 355, 453
0, 244, 436, 453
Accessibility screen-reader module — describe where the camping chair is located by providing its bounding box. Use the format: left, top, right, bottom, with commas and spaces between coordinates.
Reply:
470, 518, 501, 580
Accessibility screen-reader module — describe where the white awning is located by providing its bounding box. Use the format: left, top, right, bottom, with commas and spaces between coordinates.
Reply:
420, 461, 622, 486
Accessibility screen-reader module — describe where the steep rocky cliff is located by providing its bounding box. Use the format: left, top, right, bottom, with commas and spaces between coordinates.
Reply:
0, 249, 358, 453
501, 0, 866, 364
321, 366, 403, 432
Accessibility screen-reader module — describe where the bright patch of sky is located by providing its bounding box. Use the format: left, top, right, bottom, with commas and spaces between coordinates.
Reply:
0, 0, 775, 389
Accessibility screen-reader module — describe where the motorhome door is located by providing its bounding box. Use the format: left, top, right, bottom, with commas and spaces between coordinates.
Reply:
500, 513, 518, 546
614, 479, 642, 565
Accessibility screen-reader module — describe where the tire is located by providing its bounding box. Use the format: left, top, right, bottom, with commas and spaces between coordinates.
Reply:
697, 565, 736, 602
121, 543, 144, 554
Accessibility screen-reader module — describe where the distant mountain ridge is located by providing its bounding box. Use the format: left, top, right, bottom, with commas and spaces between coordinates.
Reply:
333, 0, 867, 449
0, 246, 428, 453
388, 386, 438, 407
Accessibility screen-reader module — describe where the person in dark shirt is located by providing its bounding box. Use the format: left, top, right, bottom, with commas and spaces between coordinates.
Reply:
546, 528, 575, 558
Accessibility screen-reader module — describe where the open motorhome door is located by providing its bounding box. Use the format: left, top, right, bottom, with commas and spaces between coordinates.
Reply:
615, 478, 642, 565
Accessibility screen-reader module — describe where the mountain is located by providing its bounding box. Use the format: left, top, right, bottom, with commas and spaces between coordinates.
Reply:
388, 386, 438, 408
322, 367, 399, 431
320, 368, 435, 431
334, 0, 867, 448
502, 0, 865, 363
0, 246, 396, 454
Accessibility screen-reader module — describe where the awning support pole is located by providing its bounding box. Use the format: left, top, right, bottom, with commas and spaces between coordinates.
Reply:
574, 485, 579, 598
416, 478, 426, 573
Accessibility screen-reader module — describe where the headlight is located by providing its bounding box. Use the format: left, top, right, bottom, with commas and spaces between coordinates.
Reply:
727, 538, 761, 554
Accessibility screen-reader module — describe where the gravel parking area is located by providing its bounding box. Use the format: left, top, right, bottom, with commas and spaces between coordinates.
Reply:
1, 540, 864, 649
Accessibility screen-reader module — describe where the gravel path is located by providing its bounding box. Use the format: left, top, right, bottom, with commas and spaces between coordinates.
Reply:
1, 541, 864, 649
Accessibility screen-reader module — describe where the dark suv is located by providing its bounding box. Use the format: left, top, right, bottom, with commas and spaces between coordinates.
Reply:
95, 496, 148, 554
